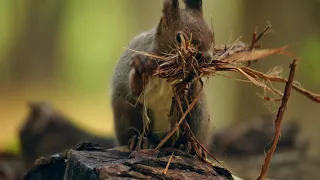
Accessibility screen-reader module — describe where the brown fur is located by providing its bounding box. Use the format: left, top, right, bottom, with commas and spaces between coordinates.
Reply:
110, 0, 215, 149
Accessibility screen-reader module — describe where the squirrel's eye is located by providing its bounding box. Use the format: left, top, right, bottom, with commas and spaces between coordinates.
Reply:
176, 33, 182, 44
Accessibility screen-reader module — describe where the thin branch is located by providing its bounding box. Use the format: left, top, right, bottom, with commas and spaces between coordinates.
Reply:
251, 24, 272, 49
257, 59, 297, 180
163, 152, 174, 175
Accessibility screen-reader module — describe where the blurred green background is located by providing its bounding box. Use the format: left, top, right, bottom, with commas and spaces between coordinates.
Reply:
0, 0, 319, 156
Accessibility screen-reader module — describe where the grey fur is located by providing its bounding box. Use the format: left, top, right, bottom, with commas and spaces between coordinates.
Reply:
110, 0, 214, 148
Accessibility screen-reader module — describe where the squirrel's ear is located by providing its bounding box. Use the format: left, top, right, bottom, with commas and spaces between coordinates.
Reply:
162, 0, 179, 18
184, 0, 202, 13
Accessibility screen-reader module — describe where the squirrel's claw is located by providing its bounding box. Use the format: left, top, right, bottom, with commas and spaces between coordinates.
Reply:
128, 135, 156, 151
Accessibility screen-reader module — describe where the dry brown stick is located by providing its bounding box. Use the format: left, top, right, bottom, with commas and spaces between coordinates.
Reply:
249, 30, 257, 50
241, 66, 320, 103
249, 24, 271, 65
252, 25, 271, 48
163, 152, 174, 175
257, 59, 297, 180
247, 24, 271, 66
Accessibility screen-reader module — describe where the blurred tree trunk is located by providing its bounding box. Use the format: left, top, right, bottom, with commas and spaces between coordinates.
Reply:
239, 0, 320, 157
5, 0, 65, 83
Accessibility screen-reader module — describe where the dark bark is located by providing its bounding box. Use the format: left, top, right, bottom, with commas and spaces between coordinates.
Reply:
25, 142, 234, 180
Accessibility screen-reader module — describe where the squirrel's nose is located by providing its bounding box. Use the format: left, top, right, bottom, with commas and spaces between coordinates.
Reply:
201, 49, 214, 60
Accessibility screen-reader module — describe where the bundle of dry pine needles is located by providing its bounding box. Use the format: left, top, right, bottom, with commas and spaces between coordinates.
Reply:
129, 25, 320, 179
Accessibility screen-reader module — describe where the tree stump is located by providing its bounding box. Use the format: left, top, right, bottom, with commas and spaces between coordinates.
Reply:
24, 142, 237, 180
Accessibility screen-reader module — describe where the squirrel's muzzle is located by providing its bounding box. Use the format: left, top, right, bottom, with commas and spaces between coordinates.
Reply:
202, 49, 214, 59
196, 49, 214, 61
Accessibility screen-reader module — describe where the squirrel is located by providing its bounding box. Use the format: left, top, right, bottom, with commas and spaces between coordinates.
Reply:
110, 0, 215, 151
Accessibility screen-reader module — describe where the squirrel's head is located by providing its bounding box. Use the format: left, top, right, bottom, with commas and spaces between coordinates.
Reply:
155, 0, 214, 59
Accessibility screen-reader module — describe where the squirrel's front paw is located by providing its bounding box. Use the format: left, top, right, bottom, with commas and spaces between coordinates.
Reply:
128, 135, 156, 151
129, 54, 158, 76
129, 68, 144, 96
177, 142, 208, 160
129, 54, 158, 96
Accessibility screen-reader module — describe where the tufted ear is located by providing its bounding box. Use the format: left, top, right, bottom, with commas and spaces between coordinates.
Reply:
162, 0, 180, 19
184, 0, 202, 13
158, 0, 180, 29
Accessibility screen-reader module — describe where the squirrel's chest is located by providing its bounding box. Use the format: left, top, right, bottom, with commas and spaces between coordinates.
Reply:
138, 77, 174, 133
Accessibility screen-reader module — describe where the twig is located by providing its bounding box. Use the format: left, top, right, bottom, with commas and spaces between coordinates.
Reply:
257, 59, 297, 180
251, 24, 272, 49
163, 152, 174, 175
247, 24, 271, 66
249, 30, 257, 50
